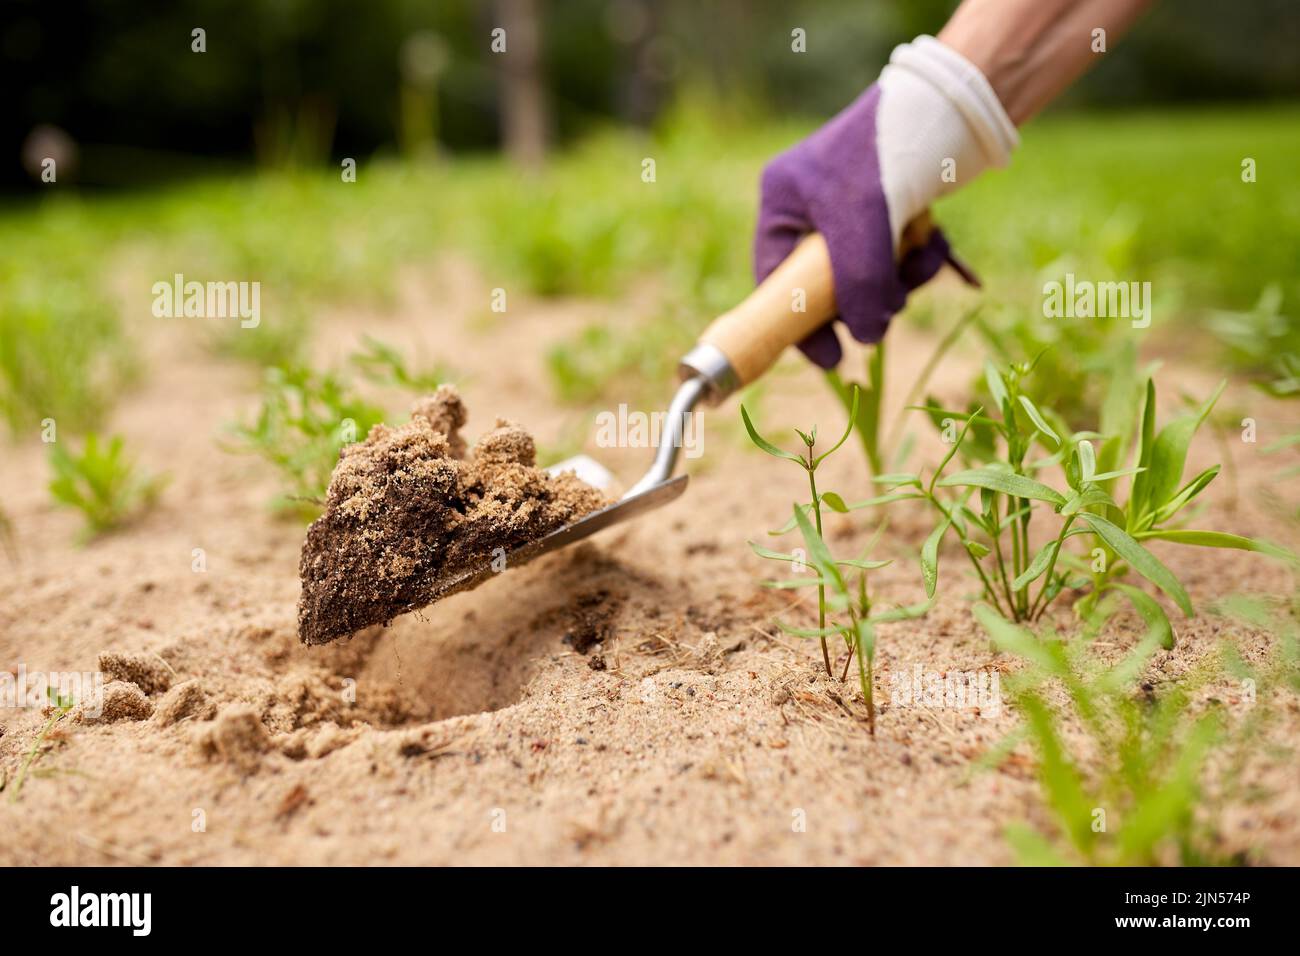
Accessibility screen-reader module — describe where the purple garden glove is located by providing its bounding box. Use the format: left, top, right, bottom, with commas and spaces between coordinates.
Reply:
754, 83, 978, 369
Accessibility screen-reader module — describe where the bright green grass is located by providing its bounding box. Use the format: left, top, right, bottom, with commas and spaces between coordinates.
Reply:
1, 105, 1294, 434
939, 105, 1300, 311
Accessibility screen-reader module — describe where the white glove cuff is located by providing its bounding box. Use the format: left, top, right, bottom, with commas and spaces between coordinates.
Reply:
877, 35, 1019, 252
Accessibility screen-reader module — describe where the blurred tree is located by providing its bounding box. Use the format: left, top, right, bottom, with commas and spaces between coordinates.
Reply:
496, 0, 549, 168
2, 0, 1297, 191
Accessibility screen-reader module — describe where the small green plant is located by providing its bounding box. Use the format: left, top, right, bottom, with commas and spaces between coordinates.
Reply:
981, 591, 1300, 865
229, 364, 387, 520
885, 360, 1287, 636
1209, 285, 1296, 380
0, 265, 136, 438
350, 335, 453, 393
48, 433, 166, 538
741, 387, 928, 733
6, 688, 76, 803
977, 605, 1229, 865
228, 338, 449, 520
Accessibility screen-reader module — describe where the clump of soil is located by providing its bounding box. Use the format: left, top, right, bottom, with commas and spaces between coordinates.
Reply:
297, 385, 608, 646
98, 651, 173, 696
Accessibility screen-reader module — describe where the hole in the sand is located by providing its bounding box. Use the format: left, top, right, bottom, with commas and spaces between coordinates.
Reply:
346, 547, 651, 721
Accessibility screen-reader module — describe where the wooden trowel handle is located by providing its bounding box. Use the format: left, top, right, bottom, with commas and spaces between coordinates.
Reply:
697, 232, 837, 389
692, 215, 931, 393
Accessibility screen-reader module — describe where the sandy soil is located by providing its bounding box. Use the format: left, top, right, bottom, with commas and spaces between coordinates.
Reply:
1, 260, 1297, 866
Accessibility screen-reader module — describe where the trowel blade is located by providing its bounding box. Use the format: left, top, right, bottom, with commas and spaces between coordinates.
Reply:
546, 454, 616, 491
423, 474, 689, 603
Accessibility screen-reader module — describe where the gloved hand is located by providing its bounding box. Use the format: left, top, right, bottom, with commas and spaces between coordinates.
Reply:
754, 35, 1018, 368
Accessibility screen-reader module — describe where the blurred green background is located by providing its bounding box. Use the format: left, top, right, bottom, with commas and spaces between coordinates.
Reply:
3, 0, 1299, 449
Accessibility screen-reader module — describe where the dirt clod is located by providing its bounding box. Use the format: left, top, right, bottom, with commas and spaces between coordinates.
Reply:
153, 679, 215, 726
297, 385, 608, 645
98, 652, 173, 696
197, 704, 272, 773
82, 681, 154, 723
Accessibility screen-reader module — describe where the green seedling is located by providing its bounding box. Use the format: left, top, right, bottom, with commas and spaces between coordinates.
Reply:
229, 364, 387, 520
48, 433, 166, 539
885, 359, 1289, 638
976, 605, 1229, 865
1210, 285, 1296, 380
350, 335, 453, 393
971, 303, 1143, 432
742, 387, 928, 733
0, 266, 136, 438
6, 688, 76, 803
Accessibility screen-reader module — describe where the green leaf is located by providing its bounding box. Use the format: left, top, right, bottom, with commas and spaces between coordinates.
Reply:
1012, 540, 1060, 592
836, 557, 893, 571
856, 618, 876, 664
740, 404, 804, 464
747, 541, 796, 562
777, 620, 849, 639
819, 491, 849, 513
1150, 466, 1220, 525
975, 603, 1068, 675
1018, 692, 1096, 856
938, 469, 1067, 507
762, 578, 834, 591
984, 360, 1011, 419
930, 408, 984, 486
920, 517, 951, 598
813, 383, 860, 466
1129, 378, 1158, 521
1018, 395, 1061, 447
1090, 466, 1146, 483
1136, 529, 1294, 562
1106, 582, 1175, 651
1145, 380, 1226, 516
766, 503, 811, 536
965, 540, 991, 560
792, 502, 846, 594
871, 473, 921, 488
1077, 440, 1096, 484
869, 597, 935, 623
1078, 513, 1193, 616
1059, 485, 1117, 516
840, 491, 926, 510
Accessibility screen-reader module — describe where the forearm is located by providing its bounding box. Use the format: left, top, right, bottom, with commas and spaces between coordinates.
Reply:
938, 0, 1155, 125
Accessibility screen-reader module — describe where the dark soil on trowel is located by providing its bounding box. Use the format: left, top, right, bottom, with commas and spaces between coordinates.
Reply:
297, 385, 608, 645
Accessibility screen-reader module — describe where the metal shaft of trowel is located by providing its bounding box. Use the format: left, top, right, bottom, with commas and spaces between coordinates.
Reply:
623, 343, 739, 499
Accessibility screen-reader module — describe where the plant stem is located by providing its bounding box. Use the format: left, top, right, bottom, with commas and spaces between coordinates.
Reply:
9, 709, 67, 803
1018, 502, 1032, 618
988, 515, 1019, 618
1030, 515, 1077, 621
928, 493, 1010, 619
807, 464, 832, 677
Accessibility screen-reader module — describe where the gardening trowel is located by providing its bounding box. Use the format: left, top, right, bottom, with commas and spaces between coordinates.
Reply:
433, 231, 848, 599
